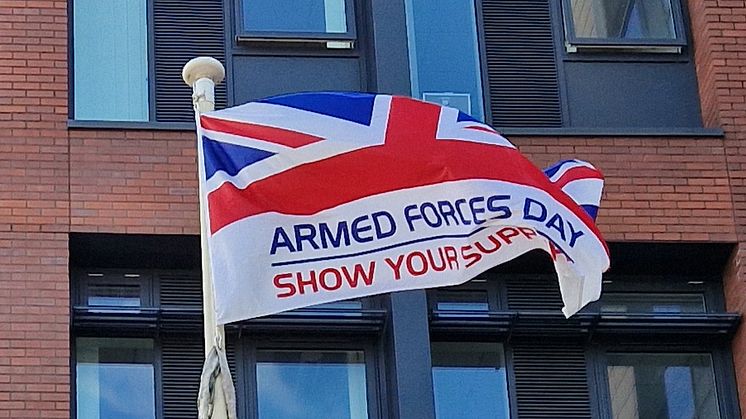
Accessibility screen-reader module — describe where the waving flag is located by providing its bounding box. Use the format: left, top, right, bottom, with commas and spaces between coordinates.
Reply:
197, 92, 609, 324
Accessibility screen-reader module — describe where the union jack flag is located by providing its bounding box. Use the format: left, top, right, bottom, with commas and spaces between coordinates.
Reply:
197, 92, 609, 324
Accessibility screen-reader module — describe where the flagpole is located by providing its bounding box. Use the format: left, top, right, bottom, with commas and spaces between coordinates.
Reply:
182, 57, 229, 419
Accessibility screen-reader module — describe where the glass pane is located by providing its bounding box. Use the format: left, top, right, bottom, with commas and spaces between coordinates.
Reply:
431, 342, 510, 419
243, 0, 347, 34
257, 350, 368, 419
436, 290, 489, 312
76, 338, 155, 419
307, 299, 363, 310
607, 353, 720, 419
405, 0, 485, 121
87, 284, 141, 307
569, 0, 676, 40
73, 0, 149, 121
601, 293, 705, 314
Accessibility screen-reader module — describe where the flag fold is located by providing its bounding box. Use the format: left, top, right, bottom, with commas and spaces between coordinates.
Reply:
197, 92, 610, 324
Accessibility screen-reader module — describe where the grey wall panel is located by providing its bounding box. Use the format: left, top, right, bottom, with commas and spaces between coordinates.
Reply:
370, 0, 411, 95
232, 56, 362, 103
564, 61, 703, 128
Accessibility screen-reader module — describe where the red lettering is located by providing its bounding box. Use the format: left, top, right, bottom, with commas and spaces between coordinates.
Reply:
341, 261, 376, 287
406, 251, 428, 276
474, 235, 502, 254
385, 254, 405, 280
274, 273, 296, 298
461, 245, 482, 268
319, 268, 342, 291
444, 246, 459, 270
519, 227, 537, 240
496, 227, 521, 244
426, 248, 447, 272
295, 271, 319, 294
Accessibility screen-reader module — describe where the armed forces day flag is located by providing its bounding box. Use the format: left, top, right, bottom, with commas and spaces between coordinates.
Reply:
197, 92, 610, 324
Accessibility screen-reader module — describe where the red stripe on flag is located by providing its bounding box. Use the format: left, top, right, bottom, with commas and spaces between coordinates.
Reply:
200, 115, 323, 148
206, 97, 608, 255
553, 167, 604, 189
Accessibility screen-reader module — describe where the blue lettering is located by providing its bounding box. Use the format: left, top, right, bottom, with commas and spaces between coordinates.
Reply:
567, 221, 585, 247
523, 198, 547, 222
294, 224, 320, 252
455, 199, 471, 225
351, 215, 373, 243
545, 214, 566, 242
270, 226, 295, 255
421, 202, 443, 228
487, 195, 512, 219
404, 204, 422, 232
469, 196, 486, 225
372, 211, 396, 239
319, 221, 350, 249
437, 200, 459, 226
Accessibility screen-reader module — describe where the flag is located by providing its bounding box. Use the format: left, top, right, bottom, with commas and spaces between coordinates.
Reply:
197, 92, 610, 324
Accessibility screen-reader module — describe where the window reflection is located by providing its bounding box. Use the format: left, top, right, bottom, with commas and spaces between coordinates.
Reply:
600, 293, 705, 314
405, 0, 485, 120
242, 0, 347, 34
569, 0, 676, 40
256, 349, 368, 419
607, 353, 720, 419
76, 338, 155, 419
87, 284, 141, 307
435, 290, 489, 312
431, 342, 510, 419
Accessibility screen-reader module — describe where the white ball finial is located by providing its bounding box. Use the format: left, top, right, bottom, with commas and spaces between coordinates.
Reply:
182, 56, 225, 87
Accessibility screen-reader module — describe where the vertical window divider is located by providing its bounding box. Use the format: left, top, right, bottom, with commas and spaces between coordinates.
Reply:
147, 0, 157, 121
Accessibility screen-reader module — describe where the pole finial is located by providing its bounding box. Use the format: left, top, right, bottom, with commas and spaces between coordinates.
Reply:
182, 56, 225, 87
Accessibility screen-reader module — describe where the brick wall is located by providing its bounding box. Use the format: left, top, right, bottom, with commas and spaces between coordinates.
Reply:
0, 0, 70, 417
1, 0, 745, 416
686, 0, 746, 413
68, 130, 200, 235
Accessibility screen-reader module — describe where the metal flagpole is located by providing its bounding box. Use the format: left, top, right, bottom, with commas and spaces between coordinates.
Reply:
182, 57, 233, 419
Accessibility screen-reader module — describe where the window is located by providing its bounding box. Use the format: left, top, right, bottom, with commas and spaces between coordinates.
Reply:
73, 0, 149, 121
431, 342, 510, 419
256, 349, 369, 419
563, 0, 685, 50
600, 293, 706, 314
237, 0, 355, 43
76, 271, 152, 310
435, 290, 489, 313
76, 338, 156, 419
605, 353, 720, 419
405, 0, 485, 121
70, 0, 226, 124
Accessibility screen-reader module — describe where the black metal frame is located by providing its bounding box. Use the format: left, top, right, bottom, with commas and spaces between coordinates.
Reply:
236, 337, 384, 419
591, 344, 741, 419
425, 271, 741, 419
560, 0, 687, 49
67, 0, 160, 127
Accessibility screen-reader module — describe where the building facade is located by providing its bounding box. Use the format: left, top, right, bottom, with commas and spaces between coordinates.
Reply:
2, 0, 746, 418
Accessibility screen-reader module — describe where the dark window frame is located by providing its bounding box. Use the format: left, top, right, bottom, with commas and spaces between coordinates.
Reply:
236, 336, 385, 419
560, 0, 687, 51
67, 0, 159, 125
235, 0, 357, 43
589, 344, 741, 419
75, 269, 156, 310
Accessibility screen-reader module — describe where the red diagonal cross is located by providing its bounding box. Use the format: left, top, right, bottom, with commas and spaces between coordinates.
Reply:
207, 97, 599, 244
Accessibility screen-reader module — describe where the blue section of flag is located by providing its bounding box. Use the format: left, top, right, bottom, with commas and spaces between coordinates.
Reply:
203, 136, 275, 179
259, 92, 376, 126
543, 159, 577, 178
581, 205, 599, 220
456, 111, 478, 123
